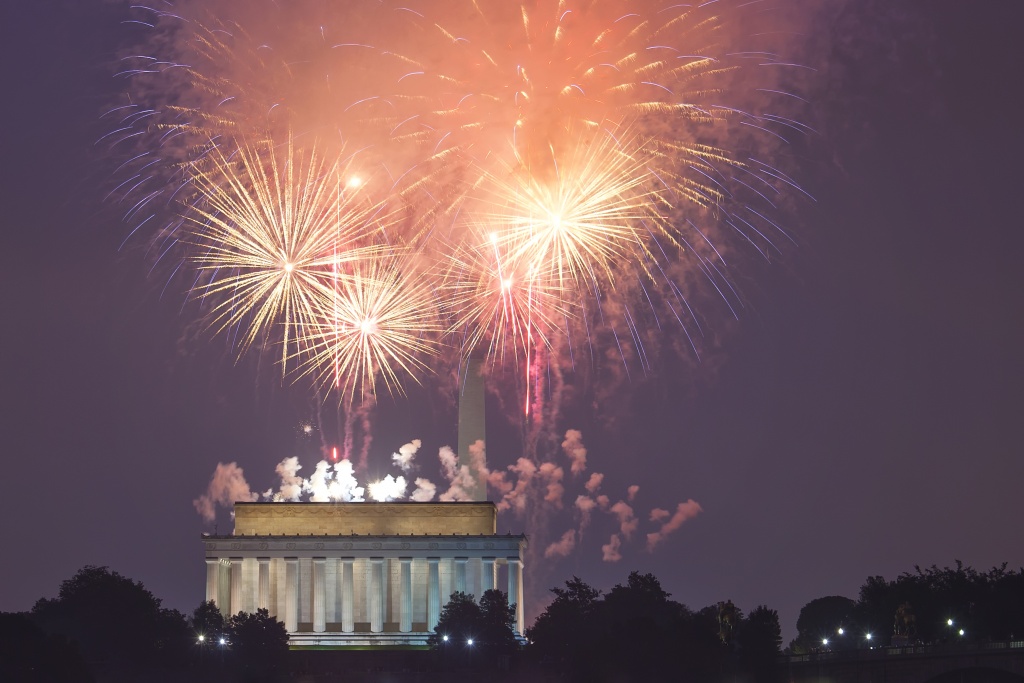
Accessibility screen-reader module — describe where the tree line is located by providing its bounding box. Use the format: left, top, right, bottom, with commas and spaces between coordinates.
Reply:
3, 560, 1022, 682
791, 561, 1024, 652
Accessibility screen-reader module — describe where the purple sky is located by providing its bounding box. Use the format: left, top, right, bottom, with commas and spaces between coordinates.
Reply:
1, 0, 1022, 643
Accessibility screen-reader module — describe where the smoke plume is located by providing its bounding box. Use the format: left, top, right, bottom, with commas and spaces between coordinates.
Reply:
193, 462, 257, 523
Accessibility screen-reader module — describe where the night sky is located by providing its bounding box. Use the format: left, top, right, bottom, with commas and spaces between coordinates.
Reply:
2, 0, 1022, 643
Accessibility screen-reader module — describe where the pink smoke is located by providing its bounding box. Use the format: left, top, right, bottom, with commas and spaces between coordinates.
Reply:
193, 462, 257, 523
646, 499, 704, 551
544, 529, 577, 558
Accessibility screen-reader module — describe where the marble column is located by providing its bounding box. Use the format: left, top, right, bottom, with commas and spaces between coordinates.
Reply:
507, 557, 524, 634
399, 558, 412, 633
312, 558, 326, 633
369, 558, 384, 633
257, 558, 270, 611
205, 558, 220, 607
427, 558, 440, 630
229, 558, 243, 616
340, 559, 354, 632
454, 557, 468, 594
284, 558, 299, 633
481, 557, 496, 593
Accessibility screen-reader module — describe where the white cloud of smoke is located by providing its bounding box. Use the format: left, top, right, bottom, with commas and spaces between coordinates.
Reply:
194, 428, 702, 568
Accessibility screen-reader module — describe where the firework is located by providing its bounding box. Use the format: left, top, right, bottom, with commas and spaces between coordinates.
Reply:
294, 255, 442, 403
186, 136, 388, 375
111, 0, 810, 398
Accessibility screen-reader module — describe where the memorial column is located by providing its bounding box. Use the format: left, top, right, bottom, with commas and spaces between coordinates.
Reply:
427, 558, 440, 630
312, 558, 326, 633
454, 557, 468, 594
229, 558, 243, 616
399, 558, 412, 633
369, 558, 384, 633
284, 558, 299, 633
507, 558, 524, 634
481, 557, 496, 593
205, 558, 220, 606
257, 558, 270, 611
340, 559, 354, 632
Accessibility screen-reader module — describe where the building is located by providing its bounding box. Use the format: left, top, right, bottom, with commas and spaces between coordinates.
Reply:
202, 501, 527, 647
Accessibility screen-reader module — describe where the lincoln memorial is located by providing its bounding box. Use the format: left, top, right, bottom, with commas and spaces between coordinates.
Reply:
202, 501, 527, 647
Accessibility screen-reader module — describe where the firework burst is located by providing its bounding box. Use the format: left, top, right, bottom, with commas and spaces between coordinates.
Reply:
295, 256, 441, 403
186, 137, 388, 375
110, 0, 811, 401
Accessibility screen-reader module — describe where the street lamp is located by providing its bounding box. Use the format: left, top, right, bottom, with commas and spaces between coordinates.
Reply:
467, 638, 474, 646
947, 618, 954, 627
837, 627, 844, 636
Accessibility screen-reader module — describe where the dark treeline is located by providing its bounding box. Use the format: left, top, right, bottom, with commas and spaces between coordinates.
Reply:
791, 561, 1024, 652
3, 561, 1022, 682
523, 571, 782, 683
4, 565, 287, 683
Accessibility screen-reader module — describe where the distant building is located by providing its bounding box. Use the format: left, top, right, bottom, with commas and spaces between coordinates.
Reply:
202, 501, 526, 647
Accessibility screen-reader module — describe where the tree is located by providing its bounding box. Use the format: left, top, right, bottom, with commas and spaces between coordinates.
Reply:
737, 605, 783, 683
226, 608, 289, 681
527, 576, 601, 664
477, 589, 520, 656
30, 565, 190, 673
0, 612, 93, 683
791, 595, 857, 653
191, 600, 226, 642
429, 591, 480, 648
430, 591, 519, 670
855, 561, 1024, 643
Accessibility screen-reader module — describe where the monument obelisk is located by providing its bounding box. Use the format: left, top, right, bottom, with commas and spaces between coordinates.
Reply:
457, 355, 486, 501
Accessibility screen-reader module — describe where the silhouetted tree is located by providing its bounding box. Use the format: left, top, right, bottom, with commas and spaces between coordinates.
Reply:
191, 600, 226, 642
31, 565, 190, 676
226, 608, 289, 682
430, 591, 519, 670
737, 605, 783, 683
790, 595, 857, 653
855, 561, 1024, 643
527, 576, 602, 675
477, 589, 520, 656
0, 612, 93, 683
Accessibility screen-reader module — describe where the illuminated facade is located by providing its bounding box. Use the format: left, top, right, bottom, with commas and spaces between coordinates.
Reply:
202, 501, 526, 647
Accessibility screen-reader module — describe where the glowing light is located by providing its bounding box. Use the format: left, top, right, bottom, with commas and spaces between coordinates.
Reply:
837, 627, 844, 635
